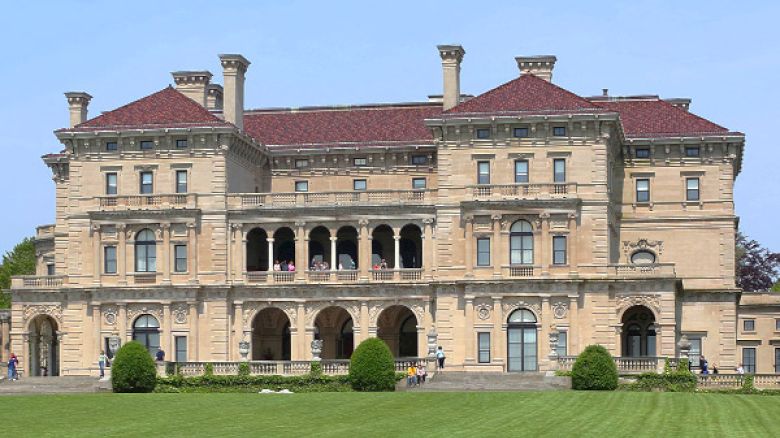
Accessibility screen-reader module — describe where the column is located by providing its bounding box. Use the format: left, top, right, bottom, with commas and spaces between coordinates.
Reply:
187, 223, 197, 284
162, 303, 172, 359
118, 303, 128, 343
92, 225, 101, 284
297, 303, 308, 360
464, 297, 475, 364
118, 225, 127, 285
92, 303, 101, 369
569, 295, 579, 355
359, 301, 370, 344
266, 237, 275, 283
358, 220, 370, 281
188, 301, 199, 361
295, 221, 306, 281
422, 218, 433, 279
161, 223, 171, 284
464, 216, 474, 277
233, 301, 243, 360
393, 235, 401, 269
330, 236, 338, 270
568, 213, 578, 275
540, 296, 552, 370
491, 297, 504, 366
540, 212, 550, 276
0, 314, 10, 361
491, 215, 502, 278
239, 227, 247, 284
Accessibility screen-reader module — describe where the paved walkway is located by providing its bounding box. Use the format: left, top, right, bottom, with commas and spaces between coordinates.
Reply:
0, 376, 112, 395
398, 371, 571, 392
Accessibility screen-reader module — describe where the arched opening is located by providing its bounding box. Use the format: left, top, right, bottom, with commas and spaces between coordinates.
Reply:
132, 314, 160, 356
507, 308, 537, 372
399, 224, 422, 268
314, 306, 354, 359
251, 308, 291, 361
336, 226, 358, 270
621, 305, 657, 357
510, 220, 534, 265
28, 315, 59, 376
371, 224, 394, 269
135, 228, 157, 272
308, 226, 332, 270
377, 305, 418, 357
273, 227, 296, 267
631, 250, 656, 264
246, 228, 269, 272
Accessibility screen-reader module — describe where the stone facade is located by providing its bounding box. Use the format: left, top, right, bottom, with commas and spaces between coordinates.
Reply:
10, 46, 771, 377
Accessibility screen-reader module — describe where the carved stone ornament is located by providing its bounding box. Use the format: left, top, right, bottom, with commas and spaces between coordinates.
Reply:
126, 304, 163, 325
622, 238, 664, 259
616, 295, 661, 314
172, 303, 188, 324
23, 304, 63, 324
476, 303, 492, 320
552, 301, 568, 319
502, 299, 542, 318
103, 305, 118, 325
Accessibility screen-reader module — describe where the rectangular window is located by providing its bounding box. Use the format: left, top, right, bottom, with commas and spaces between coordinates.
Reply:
139, 140, 154, 150
477, 161, 490, 185
295, 159, 309, 168
476, 238, 491, 267
106, 141, 118, 151
553, 236, 567, 265
476, 128, 491, 139
140, 171, 153, 194
635, 148, 650, 159
478, 332, 491, 363
411, 155, 428, 165
636, 178, 650, 203
744, 319, 755, 332
776, 319, 780, 331
776, 348, 780, 374
743, 348, 756, 374
104, 246, 117, 274
175, 336, 187, 362
686, 177, 700, 201
552, 126, 566, 137
175, 170, 188, 194
513, 127, 529, 138
175, 139, 188, 149
553, 159, 566, 183
685, 146, 700, 157
353, 179, 367, 191
46, 263, 55, 276
514, 160, 529, 183
106, 172, 118, 195
295, 181, 308, 192
556, 332, 568, 357
174, 244, 187, 273
412, 178, 427, 190
353, 157, 367, 167
689, 337, 702, 367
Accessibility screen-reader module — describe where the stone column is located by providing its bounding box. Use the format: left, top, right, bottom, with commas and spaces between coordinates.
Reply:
162, 303, 172, 359
540, 296, 552, 370
92, 225, 101, 284
296, 303, 306, 360
296, 221, 306, 281
187, 223, 197, 283
239, 227, 247, 283
393, 235, 401, 269
492, 297, 504, 366
161, 224, 171, 284
0, 313, 10, 362
92, 303, 101, 369
358, 220, 370, 280
330, 236, 338, 270
118, 303, 128, 343
539, 212, 550, 276
569, 295, 579, 355
464, 216, 474, 277
118, 225, 127, 285
233, 301, 243, 361
188, 301, 199, 361
491, 215, 502, 278
568, 213, 578, 274
422, 218, 433, 279
464, 296, 475, 364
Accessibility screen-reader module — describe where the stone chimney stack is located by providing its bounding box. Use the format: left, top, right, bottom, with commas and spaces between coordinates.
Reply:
206, 84, 224, 111
437, 45, 465, 111
515, 55, 557, 82
219, 54, 251, 130
64, 92, 92, 128
171, 71, 213, 106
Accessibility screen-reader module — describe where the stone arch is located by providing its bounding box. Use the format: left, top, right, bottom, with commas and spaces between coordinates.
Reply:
308, 226, 332, 269
399, 224, 422, 268
336, 226, 358, 270
246, 227, 269, 271
313, 306, 355, 359
370, 224, 394, 268
27, 314, 60, 377
377, 305, 419, 358
251, 307, 291, 361
620, 305, 657, 357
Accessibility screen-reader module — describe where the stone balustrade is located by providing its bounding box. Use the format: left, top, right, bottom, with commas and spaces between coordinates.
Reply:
698, 374, 780, 389
469, 183, 577, 200
558, 356, 665, 374
228, 189, 437, 209
96, 193, 197, 211
170, 358, 431, 377
244, 269, 424, 284
609, 263, 676, 278
11, 275, 66, 289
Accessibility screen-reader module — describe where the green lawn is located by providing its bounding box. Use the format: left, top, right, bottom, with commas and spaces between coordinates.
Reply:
0, 392, 777, 437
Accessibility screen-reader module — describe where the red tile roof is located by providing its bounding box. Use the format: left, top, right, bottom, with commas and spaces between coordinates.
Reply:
243, 104, 442, 147
445, 73, 603, 115
593, 99, 733, 138
59, 86, 230, 132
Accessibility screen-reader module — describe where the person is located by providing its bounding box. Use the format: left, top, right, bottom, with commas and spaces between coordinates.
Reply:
380, 259, 388, 270
322, 261, 329, 271
407, 364, 416, 387
273, 260, 281, 271
417, 363, 426, 385
155, 348, 165, 362
98, 350, 107, 378
712, 364, 719, 374
736, 363, 745, 375
7, 353, 18, 381
311, 257, 318, 270
436, 346, 446, 370
288, 261, 296, 272
280, 260, 288, 271
700, 355, 708, 375
338, 262, 343, 271
372, 263, 379, 271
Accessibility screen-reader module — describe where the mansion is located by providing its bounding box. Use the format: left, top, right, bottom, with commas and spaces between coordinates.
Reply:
5, 46, 778, 377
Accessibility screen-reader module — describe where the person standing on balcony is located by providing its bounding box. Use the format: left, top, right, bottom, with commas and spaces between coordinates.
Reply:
288, 261, 296, 272
273, 260, 281, 271
436, 346, 446, 370
322, 261, 329, 271
280, 260, 288, 271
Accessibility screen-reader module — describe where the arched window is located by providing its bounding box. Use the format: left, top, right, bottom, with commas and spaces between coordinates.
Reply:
507, 308, 537, 324
630, 250, 656, 265
507, 308, 537, 372
510, 220, 534, 265
135, 229, 156, 272
132, 314, 160, 355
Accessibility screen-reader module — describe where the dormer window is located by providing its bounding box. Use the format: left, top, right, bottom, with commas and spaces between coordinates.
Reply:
552, 126, 566, 137
175, 139, 188, 149
140, 140, 154, 150
476, 128, 491, 139
635, 148, 651, 159
106, 141, 118, 151
513, 127, 529, 138
685, 146, 700, 157
411, 155, 428, 165
353, 157, 367, 167
295, 159, 309, 168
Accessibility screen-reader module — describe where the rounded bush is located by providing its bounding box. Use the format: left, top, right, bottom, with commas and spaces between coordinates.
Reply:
111, 341, 157, 393
348, 338, 396, 392
571, 344, 618, 391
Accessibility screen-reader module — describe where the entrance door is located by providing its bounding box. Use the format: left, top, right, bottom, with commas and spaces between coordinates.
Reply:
506, 309, 538, 372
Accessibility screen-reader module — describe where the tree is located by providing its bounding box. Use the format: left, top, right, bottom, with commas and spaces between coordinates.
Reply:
736, 233, 780, 292
111, 341, 157, 393
348, 338, 396, 392
0, 237, 36, 308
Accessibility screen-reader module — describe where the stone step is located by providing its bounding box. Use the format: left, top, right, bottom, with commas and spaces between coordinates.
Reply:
0, 376, 112, 395
398, 372, 571, 392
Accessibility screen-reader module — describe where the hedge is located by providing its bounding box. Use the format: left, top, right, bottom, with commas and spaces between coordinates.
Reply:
111, 341, 157, 393
348, 338, 396, 392
155, 374, 352, 393
571, 344, 618, 390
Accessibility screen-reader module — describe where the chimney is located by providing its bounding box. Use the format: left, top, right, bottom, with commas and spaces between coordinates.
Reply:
219, 54, 251, 130
171, 71, 212, 106
437, 45, 465, 111
206, 84, 224, 111
64, 92, 92, 128
665, 98, 691, 112
515, 55, 557, 82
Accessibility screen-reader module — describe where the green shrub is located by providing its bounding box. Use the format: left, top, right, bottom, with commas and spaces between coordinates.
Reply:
111, 341, 157, 393
743, 374, 755, 391
348, 338, 396, 392
238, 362, 250, 376
630, 371, 697, 392
571, 344, 618, 391
154, 374, 352, 393
204, 362, 214, 376
310, 361, 322, 376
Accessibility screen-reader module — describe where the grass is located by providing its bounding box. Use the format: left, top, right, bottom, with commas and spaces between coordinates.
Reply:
0, 391, 777, 437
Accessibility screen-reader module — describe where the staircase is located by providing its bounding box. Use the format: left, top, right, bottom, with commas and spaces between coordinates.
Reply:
0, 376, 112, 395
399, 372, 571, 392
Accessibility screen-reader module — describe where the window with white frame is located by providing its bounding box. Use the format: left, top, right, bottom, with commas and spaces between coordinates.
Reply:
552, 236, 567, 265
412, 178, 426, 190
744, 319, 755, 332
636, 178, 650, 203
556, 331, 567, 357
176, 170, 188, 194
353, 179, 367, 191
174, 244, 187, 273
686, 177, 700, 201
477, 161, 490, 184
295, 181, 308, 192
689, 336, 702, 367
553, 159, 566, 183
743, 347, 756, 373
106, 172, 118, 195
104, 246, 117, 274
476, 237, 491, 267
478, 332, 491, 363
139, 171, 153, 194
515, 160, 529, 183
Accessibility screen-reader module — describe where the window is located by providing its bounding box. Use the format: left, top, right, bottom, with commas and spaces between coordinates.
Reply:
743, 348, 756, 374
553, 159, 566, 183
295, 181, 308, 192
174, 244, 187, 273
139, 140, 154, 150
689, 337, 702, 367
635, 148, 650, 159
295, 159, 309, 168
135, 229, 156, 272
412, 178, 427, 190
106, 141, 118, 151
476, 128, 491, 139
510, 220, 534, 265
411, 155, 428, 165
104, 246, 117, 274
175, 139, 188, 149
776, 319, 780, 332
139, 172, 153, 194
133, 314, 160, 356
552, 126, 566, 137
175, 336, 188, 362
353, 179, 367, 191
477, 161, 490, 185
636, 178, 650, 203
776, 348, 780, 374
553, 236, 567, 265
686, 177, 700, 201
476, 238, 491, 267
106, 172, 118, 195
514, 160, 529, 183
478, 333, 491, 363
631, 250, 656, 264
744, 319, 755, 332
513, 127, 529, 138
685, 146, 700, 157
353, 157, 367, 167
556, 331, 568, 357
175, 170, 188, 194
46, 263, 55, 276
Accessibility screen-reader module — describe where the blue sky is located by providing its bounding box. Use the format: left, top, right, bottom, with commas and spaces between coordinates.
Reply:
0, 0, 777, 254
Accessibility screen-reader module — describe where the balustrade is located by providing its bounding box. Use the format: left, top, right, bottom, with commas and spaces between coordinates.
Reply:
469, 183, 577, 200
11, 275, 66, 289
167, 359, 428, 377
97, 194, 197, 210
558, 356, 663, 374
229, 189, 437, 209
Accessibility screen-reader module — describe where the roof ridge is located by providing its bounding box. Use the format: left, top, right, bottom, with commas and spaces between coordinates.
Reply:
245, 102, 440, 114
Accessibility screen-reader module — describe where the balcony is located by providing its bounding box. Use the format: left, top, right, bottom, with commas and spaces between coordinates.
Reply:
468, 183, 577, 201
11, 275, 66, 289
244, 268, 426, 284
171, 358, 431, 377
609, 263, 676, 278
95, 194, 197, 211
228, 189, 437, 210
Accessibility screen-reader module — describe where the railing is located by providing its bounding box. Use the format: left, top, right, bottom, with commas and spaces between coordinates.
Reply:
609, 263, 676, 278
508, 265, 536, 277
96, 194, 197, 210
228, 189, 437, 209
558, 356, 664, 374
133, 273, 158, 285
698, 374, 780, 389
469, 183, 577, 200
169, 359, 428, 377
11, 275, 66, 289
